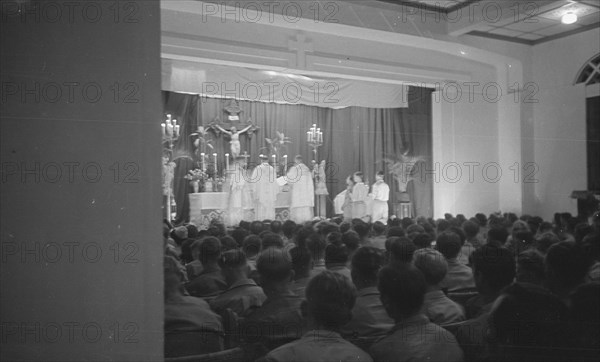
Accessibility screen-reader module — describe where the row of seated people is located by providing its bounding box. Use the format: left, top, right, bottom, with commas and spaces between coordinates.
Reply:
163, 211, 600, 361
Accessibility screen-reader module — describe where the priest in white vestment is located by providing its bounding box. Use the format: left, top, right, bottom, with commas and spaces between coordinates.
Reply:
225, 156, 247, 227
251, 154, 278, 221
370, 171, 390, 224
287, 155, 314, 223
351, 172, 369, 220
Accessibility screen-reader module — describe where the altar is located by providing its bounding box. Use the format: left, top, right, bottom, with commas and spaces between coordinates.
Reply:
189, 189, 291, 229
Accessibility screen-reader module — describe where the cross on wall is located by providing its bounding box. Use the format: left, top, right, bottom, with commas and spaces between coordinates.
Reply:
288, 33, 313, 69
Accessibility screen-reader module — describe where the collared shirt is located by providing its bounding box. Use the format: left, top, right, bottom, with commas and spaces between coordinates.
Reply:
367, 235, 387, 250
327, 265, 352, 281
209, 278, 266, 316
370, 314, 464, 362
263, 330, 373, 362
291, 277, 310, 299
165, 296, 223, 333
422, 290, 466, 325
185, 265, 227, 298
241, 290, 307, 350
440, 259, 476, 292
372, 181, 390, 202
341, 287, 395, 338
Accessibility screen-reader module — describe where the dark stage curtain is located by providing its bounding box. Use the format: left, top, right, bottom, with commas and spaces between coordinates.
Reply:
163, 87, 433, 223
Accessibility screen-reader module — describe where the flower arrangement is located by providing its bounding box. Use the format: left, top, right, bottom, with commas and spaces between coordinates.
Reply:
184, 168, 208, 182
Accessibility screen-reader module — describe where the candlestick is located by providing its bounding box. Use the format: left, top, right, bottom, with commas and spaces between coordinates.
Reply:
213, 153, 218, 175
172, 119, 176, 126
161, 123, 166, 135
283, 155, 288, 174
201, 153, 205, 171
307, 131, 311, 142
174, 125, 180, 137
225, 153, 230, 171
167, 114, 172, 122
166, 123, 173, 137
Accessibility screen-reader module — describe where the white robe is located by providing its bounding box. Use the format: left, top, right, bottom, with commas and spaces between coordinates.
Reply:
287, 162, 314, 223
251, 162, 278, 220
371, 181, 390, 224
225, 164, 246, 226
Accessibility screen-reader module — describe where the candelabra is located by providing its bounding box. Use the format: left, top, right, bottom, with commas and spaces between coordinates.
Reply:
161, 114, 180, 220
306, 123, 323, 161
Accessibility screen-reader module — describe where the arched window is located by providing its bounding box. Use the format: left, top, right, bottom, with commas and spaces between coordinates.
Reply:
574, 53, 600, 86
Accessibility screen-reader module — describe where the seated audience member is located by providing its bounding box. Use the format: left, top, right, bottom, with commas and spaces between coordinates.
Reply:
369, 222, 387, 249
516, 249, 545, 286
401, 217, 414, 230
413, 248, 465, 325
486, 283, 568, 362
219, 235, 238, 252
164, 256, 223, 356
386, 226, 405, 238
505, 220, 530, 246
243, 235, 262, 272
412, 233, 433, 249
437, 219, 450, 234
307, 233, 327, 277
325, 241, 352, 281
449, 226, 472, 265
507, 230, 535, 256
209, 250, 266, 316
241, 248, 306, 351
545, 241, 592, 302
370, 264, 464, 362
339, 221, 352, 234
568, 282, 600, 360
262, 232, 285, 249
262, 271, 373, 362
341, 247, 394, 338
463, 219, 483, 249
290, 246, 312, 298
582, 233, 600, 282
282, 220, 297, 244
487, 225, 509, 247
231, 227, 249, 247
386, 237, 417, 265
342, 230, 361, 255
185, 237, 227, 298
185, 239, 203, 281
271, 220, 285, 239
250, 220, 266, 235
436, 232, 476, 292
179, 238, 196, 265
465, 245, 515, 319
535, 231, 560, 254
353, 221, 371, 245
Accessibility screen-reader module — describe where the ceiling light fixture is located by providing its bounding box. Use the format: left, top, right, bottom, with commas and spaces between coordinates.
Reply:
561, 12, 578, 24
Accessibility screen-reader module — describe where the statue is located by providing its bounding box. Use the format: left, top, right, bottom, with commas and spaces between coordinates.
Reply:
213, 124, 252, 158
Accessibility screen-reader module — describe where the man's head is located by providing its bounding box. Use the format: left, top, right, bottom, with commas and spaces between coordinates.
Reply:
387, 237, 417, 264
199, 237, 222, 265
516, 249, 545, 286
219, 249, 249, 286
545, 241, 591, 295
282, 220, 297, 239
372, 221, 386, 236
376, 171, 384, 181
435, 231, 462, 259
250, 221, 265, 235
378, 263, 427, 321
462, 220, 480, 239
294, 155, 303, 165
256, 248, 294, 288
470, 245, 516, 294
488, 225, 510, 246
325, 242, 349, 268
262, 232, 284, 249
351, 246, 385, 289
290, 246, 312, 279
412, 248, 448, 287
353, 171, 363, 183
242, 235, 262, 259
303, 271, 357, 330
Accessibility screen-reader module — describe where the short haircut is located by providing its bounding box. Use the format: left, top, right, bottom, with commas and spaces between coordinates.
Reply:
435, 231, 462, 259
372, 221, 387, 235
351, 246, 385, 282
199, 237, 222, 264
282, 220, 297, 239
316, 221, 340, 236
401, 217, 414, 230
256, 248, 293, 282
516, 249, 545, 284
353, 221, 370, 238
305, 271, 357, 329
387, 237, 417, 263
406, 224, 425, 235
488, 225, 509, 245
448, 226, 467, 245
306, 233, 327, 260
231, 227, 249, 247
545, 241, 591, 287
462, 220, 480, 239
387, 226, 405, 238
437, 219, 450, 233
325, 242, 349, 265
412, 233, 433, 249
185, 224, 199, 239
242, 235, 262, 257
489, 283, 567, 357
270, 220, 283, 234
376, 170, 385, 177
250, 221, 265, 235
219, 236, 238, 252
219, 249, 247, 269
475, 213, 488, 227
342, 231, 360, 252
413, 248, 448, 286
261, 232, 284, 249
289, 246, 312, 276
339, 222, 352, 234
327, 231, 342, 245
378, 263, 427, 317
470, 245, 516, 290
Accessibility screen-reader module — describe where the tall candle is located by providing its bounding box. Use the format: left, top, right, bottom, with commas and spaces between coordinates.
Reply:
167, 114, 172, 122
201, 153, 205, 171
272, 155, 277, 170
307, 131, 311, 142
172, 119, 176, 126
174, 125, 180, 137
213, 153, 218, 175
166, 124, 173, 137
283, 155, 288, 174
225, 153, 230, 171
161, 123, 166, 135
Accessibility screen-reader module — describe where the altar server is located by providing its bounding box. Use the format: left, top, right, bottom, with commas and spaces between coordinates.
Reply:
351, 172, 369, 221
286, 155, 315, 223
251, 154, 278, 220
370, 171, 390, 224
226, 156, 247, 226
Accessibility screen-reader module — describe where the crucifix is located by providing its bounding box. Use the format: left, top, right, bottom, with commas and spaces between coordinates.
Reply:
209, 100, 260, 158
288, 33, 313, 69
